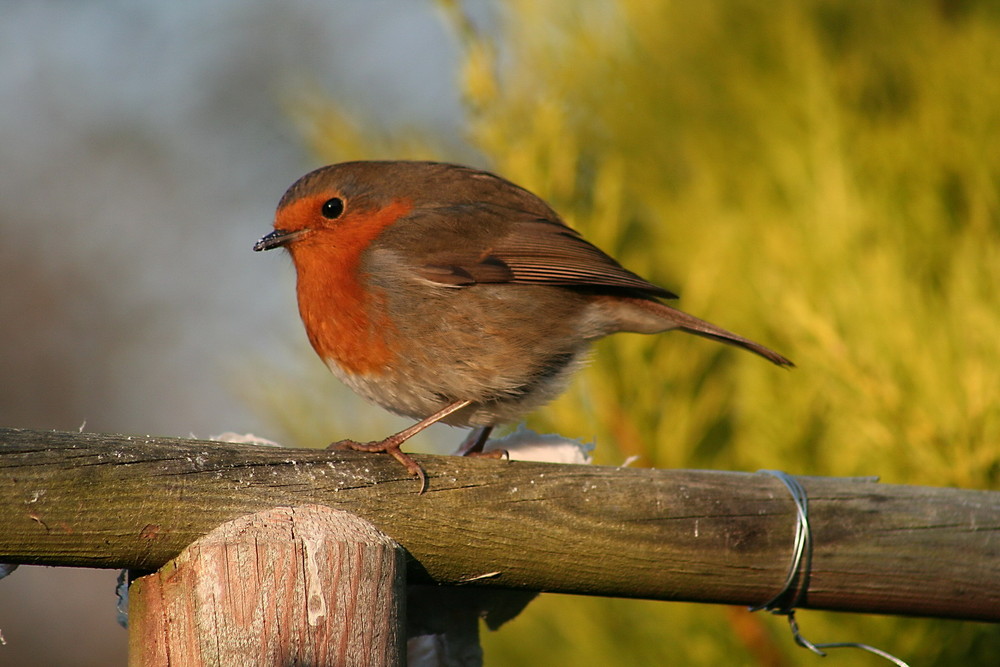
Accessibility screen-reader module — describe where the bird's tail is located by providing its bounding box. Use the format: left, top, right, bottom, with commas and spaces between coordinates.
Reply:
613, 297, 795, 367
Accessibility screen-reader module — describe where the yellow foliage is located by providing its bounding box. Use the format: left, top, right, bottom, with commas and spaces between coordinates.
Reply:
275, 0, 1000, 663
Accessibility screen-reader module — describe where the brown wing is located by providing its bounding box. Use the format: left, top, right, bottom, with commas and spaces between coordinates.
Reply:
398, 208, 675, 299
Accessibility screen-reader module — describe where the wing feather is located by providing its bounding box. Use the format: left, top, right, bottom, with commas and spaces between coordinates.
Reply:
402, 212, 674, 298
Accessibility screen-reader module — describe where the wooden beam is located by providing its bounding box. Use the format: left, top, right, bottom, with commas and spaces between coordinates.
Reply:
128, 505, 404, 666
1, 427, 997, 621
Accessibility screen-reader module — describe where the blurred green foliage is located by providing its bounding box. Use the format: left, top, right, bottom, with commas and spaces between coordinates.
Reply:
273, 0, 1000, 663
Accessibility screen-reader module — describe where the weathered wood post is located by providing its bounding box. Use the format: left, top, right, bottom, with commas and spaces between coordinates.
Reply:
127, 505, 404, 666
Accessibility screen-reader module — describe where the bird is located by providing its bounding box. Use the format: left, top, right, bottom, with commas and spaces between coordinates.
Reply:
254, 160, 792, 491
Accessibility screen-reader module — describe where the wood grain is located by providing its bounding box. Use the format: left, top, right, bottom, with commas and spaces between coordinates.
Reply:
127, 505, 404, 666
1, 427, 997, 621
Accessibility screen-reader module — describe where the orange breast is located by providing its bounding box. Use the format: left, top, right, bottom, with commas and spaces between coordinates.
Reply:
286, 197, 413, 375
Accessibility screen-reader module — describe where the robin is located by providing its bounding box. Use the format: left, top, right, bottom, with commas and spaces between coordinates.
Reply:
254, 161, 792, 491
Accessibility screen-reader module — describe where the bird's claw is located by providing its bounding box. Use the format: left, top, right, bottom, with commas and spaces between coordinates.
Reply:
465, 448, 508, 461
328, 438, 427, 494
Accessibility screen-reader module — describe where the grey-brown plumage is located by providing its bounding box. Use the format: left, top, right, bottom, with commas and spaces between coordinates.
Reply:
255, 160, 793, 487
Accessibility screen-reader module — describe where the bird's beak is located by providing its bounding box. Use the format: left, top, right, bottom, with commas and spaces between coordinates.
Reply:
253, 228, 301, 252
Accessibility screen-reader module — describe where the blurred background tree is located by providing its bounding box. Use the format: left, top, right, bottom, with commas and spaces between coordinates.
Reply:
277, 0, 1000, 664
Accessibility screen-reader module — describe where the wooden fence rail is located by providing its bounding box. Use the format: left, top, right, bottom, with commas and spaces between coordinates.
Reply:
1, 426, 998, 622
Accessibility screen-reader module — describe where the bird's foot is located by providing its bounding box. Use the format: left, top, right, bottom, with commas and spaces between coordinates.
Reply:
464, 448, 508, 461
329, 438, 427, 494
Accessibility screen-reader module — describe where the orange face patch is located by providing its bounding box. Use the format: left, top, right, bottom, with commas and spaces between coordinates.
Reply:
281, 196, 413, 375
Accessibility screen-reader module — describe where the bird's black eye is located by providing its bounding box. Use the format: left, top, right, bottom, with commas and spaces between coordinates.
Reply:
321, 197, 344, 219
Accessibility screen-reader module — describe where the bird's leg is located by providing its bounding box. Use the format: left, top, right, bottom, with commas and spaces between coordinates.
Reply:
454, 425, 506, 460
455, 426, 493, 455
329, 399, 473, 493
